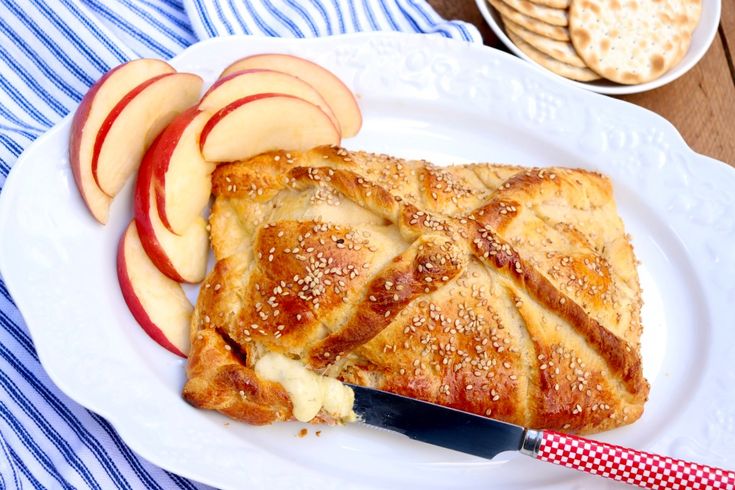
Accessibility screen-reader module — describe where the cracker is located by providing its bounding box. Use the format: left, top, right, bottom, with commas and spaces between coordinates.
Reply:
682, 0, 703, 34
488, 0, 570, 41
671, 1, 701, 67
569, 0, 700, 84
498, 0, 569, 26
675, 0, 702, 65
673, 33, 693, 66
507, 30, 601, 82
527, 0, 570, 10
503, 17, 587, 68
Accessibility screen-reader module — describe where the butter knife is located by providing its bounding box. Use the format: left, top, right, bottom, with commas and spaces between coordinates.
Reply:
349, 384, 735, 490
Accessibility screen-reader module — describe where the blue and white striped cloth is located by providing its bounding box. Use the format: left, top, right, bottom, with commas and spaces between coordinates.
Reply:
0, 1, 480, 487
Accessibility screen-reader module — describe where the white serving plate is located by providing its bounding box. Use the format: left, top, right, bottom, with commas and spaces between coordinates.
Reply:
1, 33, 734, 489
475, 0, 722, 95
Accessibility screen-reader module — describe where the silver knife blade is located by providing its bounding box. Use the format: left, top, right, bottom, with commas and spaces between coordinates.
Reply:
348, 384, 527, 459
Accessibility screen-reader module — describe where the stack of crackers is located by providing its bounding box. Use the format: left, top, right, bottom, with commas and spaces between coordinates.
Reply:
488, 0, 702, 84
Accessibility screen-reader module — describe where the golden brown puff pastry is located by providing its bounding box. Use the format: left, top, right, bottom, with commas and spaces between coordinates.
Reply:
183, 146, 648, 434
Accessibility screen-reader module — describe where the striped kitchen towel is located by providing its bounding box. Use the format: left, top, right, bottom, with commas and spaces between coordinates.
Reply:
0, 1, 480, 488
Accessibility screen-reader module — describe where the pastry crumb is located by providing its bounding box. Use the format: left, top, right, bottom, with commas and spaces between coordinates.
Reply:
298, 428, 308, 438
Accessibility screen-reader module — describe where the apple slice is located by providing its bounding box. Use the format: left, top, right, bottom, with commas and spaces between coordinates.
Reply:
70, 59, 175, 224
198, 69, 339, 133
92, 72, 203, 198
135, 134, 209, 283
150, 108, 214, 235
117, 221, 192, 357
200, 94, 340, 162
220, 54, 362, 138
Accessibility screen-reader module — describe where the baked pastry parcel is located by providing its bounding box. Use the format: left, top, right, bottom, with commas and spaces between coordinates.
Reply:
183, 146, 648, 434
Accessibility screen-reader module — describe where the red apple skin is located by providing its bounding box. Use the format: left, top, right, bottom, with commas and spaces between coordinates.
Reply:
116, 223, 186, 358
134, 133, 186, 283
91, 73, 173, 193
199, 92, 337, 152
200, 68, 268, 100
69, 67, 115, 222
199, 68, 340, 133
71, 60, 174, 223
150, 107, 203, 234
220, 53, 362, 137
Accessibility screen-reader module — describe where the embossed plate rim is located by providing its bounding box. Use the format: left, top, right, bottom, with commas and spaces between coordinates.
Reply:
0, 33, 734, 489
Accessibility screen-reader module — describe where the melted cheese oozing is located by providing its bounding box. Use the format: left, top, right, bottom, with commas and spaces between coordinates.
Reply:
254, 353, 356, 423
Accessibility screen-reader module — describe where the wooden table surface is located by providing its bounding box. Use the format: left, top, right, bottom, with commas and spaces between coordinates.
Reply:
429, 0, 735, 166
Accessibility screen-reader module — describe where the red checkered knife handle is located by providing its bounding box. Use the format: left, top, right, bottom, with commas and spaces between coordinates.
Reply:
521, 429, 735, 489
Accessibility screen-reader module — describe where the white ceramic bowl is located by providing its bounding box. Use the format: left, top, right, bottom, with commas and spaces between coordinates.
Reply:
475, 0, 722, 95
